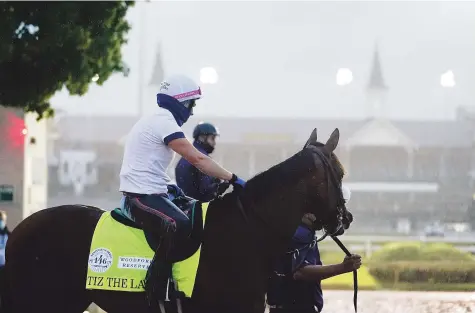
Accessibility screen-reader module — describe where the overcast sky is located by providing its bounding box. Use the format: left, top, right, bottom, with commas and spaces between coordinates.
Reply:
51, 1, 475, 120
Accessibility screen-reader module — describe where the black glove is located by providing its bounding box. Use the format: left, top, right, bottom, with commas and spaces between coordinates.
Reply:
229, 174, 246, 188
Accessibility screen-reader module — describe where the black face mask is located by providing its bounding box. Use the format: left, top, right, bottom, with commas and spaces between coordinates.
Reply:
201, 141, 215, 154
194, 139, 215, 154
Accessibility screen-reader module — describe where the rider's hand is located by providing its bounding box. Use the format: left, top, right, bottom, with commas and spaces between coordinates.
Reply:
229, 174, 246, 188
342, 254, 362, 272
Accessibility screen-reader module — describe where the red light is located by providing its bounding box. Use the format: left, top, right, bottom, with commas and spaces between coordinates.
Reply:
5, 112, 26, 149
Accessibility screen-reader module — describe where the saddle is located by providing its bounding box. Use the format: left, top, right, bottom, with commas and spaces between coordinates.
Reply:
111, 196, 203, 260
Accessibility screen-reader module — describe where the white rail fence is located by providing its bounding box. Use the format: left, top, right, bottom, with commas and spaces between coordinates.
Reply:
319, 235, 475, 257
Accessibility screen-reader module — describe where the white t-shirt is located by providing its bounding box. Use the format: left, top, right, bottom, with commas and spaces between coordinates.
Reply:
119, 107, 185, 194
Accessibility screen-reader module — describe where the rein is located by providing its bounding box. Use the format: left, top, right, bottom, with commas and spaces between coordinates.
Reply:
331, 236, 358, 313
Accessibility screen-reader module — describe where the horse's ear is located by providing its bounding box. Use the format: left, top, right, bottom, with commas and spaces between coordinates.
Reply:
304, 128, 318, 148
324, 128, 340, 153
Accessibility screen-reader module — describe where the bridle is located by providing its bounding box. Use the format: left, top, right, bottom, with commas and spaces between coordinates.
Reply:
304, 143, 358, 313
306, 144, 347, 235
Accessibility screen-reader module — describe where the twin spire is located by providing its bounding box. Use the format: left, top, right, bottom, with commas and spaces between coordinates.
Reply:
149, 42, 165, 87
367, 42, 388, 91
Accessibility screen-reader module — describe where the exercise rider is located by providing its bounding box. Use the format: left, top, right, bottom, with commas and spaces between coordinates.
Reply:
119, 74, 246, 249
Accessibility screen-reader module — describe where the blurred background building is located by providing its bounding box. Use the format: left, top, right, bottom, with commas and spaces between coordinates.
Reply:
38, 47, 475, 235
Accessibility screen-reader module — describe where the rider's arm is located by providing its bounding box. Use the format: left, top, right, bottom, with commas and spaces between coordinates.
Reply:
168, 138, 233, 181
158, 113, 233, 182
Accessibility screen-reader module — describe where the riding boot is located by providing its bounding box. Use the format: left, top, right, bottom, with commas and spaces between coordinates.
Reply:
145, 232, 174, 308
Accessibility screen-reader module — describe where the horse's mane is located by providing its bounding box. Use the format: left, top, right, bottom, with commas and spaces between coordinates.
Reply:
243, 147, 316, 202
244, 143, 345, 202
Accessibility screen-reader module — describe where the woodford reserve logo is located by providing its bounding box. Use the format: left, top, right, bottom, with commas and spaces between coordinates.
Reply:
117, 256, 151, 270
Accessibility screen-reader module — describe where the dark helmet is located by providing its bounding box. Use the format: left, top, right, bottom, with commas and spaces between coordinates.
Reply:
192, 122, 219, 139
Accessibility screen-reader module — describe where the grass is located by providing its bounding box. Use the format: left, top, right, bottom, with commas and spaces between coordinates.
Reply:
319, 250, 475, 292
322, 267, 380, 290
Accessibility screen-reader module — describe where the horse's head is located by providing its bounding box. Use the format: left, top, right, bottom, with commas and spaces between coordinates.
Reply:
302, 128, 353, 236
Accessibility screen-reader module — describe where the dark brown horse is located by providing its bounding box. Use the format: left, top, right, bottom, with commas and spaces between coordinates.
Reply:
0, 128, 352, 313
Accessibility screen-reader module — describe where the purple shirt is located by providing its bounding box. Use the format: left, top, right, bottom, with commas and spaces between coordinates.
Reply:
267, 225, 323, 311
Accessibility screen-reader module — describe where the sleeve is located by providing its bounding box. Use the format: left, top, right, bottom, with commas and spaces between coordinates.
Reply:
157, 113, 186, 145
196, 172, 220, 201
291, 247, 314, 273
290, 238, 319, 272
303, 247, 318, 266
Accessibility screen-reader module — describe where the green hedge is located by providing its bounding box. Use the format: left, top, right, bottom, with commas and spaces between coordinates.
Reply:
369, 261, 475, 284
368, 242, 475, 285
370, 242, 475, 262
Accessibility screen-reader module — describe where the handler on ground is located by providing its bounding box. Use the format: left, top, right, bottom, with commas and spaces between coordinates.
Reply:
267, 187, 362, 313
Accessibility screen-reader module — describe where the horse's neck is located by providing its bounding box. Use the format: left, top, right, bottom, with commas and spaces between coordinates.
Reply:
243, 149, 318, 254
249, 183, 308, 248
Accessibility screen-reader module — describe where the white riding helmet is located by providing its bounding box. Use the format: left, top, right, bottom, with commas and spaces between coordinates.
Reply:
159, 75, 202, 103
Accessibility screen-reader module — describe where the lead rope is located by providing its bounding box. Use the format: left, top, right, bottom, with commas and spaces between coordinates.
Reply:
331, 236, 357, 313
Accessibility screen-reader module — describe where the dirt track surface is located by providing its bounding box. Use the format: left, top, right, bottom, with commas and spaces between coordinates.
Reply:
265, 290, 475, 313
321, 290, 475, 313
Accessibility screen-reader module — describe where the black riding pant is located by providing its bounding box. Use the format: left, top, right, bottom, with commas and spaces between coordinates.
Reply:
123, 193, 192, 242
